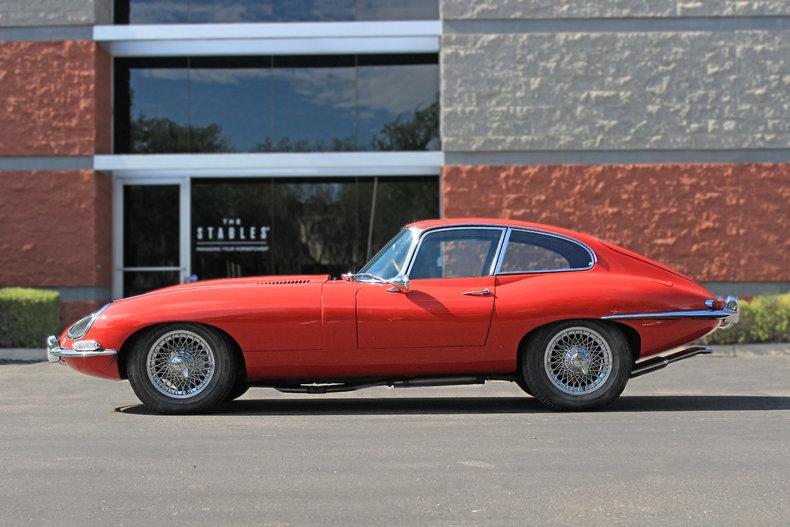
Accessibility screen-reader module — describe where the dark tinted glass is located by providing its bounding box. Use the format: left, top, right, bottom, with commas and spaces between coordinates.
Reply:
123, 185, 180, 267
116, 0, 437, 23
115, 55, 439, 153
355, 0, 438, 21
500, 231, 594, 273
119, 59, 190, 153
410, 229, 503, 279
190, 176, 438, 280
190, 58, 271, 153
191, 179, 274, 279
267, 56, 355, 152
123, 271, 180, 297
358, 55, 439, 151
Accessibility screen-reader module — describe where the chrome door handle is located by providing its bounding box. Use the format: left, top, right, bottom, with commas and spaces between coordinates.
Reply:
461, 288, 491, 296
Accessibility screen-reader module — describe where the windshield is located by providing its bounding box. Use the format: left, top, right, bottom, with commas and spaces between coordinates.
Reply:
357, 229, 415, 280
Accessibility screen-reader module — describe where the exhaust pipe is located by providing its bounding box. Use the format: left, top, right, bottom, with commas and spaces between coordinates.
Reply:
630, 345, 712, 378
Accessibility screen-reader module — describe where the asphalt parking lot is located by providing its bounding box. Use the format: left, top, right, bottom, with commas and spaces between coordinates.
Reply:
1, 355, 788, 526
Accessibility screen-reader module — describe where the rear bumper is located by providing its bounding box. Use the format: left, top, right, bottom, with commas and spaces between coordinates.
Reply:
46, 335, 117, 364
602, 295, 739, 328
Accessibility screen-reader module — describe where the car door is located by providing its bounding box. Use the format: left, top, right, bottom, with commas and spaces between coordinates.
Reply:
356, 227, 504, 349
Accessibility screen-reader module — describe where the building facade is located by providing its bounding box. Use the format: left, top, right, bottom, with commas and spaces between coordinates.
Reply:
0, 0, 788, 327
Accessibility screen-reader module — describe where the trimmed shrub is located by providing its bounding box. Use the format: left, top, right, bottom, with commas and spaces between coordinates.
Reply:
707, 293, 790, 344
0, 288, 60, 348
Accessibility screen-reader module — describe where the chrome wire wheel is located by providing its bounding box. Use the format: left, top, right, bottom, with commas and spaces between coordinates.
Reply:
146, 330, 216, 399
543, 326, 612, 395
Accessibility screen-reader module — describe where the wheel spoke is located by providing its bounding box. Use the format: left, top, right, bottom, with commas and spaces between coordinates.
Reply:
146, 330, 216, 399
543, 327, 613, 396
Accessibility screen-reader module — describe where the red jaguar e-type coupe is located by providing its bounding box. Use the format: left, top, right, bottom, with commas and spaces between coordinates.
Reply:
48, 218, 738, 413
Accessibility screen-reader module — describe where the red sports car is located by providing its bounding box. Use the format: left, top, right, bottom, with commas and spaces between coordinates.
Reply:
47, 218, 738, 413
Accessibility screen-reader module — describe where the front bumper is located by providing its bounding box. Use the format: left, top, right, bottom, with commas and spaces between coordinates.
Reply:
46, 335, 118, 364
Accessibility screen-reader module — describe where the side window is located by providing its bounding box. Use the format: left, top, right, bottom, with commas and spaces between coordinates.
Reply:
410, 228, 503, 279
499, 230, 593, 273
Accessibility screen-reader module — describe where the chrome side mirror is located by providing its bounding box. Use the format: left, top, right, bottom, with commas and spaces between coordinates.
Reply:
387, 275, 410, 293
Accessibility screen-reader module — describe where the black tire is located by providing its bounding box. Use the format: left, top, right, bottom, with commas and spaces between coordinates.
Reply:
127, 323, 237, 414
224, 380, 250, 402
515, 377, 533, 396
521, 320, 631, 411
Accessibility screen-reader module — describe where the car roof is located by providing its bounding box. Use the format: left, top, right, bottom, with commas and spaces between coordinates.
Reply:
405, 218, 600, 246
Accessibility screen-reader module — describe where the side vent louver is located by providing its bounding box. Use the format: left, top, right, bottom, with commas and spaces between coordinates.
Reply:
257, 279, 311, 285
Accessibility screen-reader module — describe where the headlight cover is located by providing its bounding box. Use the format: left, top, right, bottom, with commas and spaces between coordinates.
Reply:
67, 304, 109, 340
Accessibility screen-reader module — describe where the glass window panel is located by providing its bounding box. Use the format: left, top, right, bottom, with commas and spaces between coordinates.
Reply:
355, 0, 438, 21
187, 0, 275, 23
191, 179, 274, 281
410, 229, 502, 280
271, 179, 366, 276
189, 58, 271, 153
117, 0, 438, 23
268, 56, 356, 152
357, 55, 439, 151
116, 55, 438, 153
500, 231, 594, 273
123, 185, 180, 267
123, 271, 180, 297
121, 59, 190, 154
273, 0, 354, 22
118, 0, 188, 24
362, 176, 439, 258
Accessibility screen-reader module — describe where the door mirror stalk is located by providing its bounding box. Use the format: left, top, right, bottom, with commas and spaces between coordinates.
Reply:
387, 275, 410, 293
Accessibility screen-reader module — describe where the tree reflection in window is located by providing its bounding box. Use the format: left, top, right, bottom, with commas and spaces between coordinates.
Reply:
117, 55, 439, 154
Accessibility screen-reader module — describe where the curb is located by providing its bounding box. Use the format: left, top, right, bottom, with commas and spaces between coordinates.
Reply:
0, 348, 47, 362
709, 343, 790, 357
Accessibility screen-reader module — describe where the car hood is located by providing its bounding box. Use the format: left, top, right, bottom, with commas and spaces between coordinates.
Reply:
115, 274, 331, 302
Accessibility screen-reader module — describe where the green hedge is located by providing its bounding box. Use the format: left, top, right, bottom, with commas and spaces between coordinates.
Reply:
707, 293, 790, 344
0, 288, 60, 348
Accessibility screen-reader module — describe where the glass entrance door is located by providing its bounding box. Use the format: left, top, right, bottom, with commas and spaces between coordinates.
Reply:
114, 179, 190, 298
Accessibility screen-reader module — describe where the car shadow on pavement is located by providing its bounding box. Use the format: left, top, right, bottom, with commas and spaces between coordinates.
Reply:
116, 395, 790, 416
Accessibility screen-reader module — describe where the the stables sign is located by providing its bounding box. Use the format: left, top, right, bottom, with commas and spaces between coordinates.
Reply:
195, 217, 270, 253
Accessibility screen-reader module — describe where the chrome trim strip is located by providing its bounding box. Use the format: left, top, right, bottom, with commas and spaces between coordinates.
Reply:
602, 309, 736, 320
494, 227, 597, 275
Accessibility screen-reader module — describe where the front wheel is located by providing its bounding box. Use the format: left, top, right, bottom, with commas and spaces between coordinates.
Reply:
522, 321, 631, 411
127, 323, 237, 414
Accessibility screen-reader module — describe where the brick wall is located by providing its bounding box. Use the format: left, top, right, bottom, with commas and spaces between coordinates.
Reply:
443, 163, 790, 283
0, 40, 111, 155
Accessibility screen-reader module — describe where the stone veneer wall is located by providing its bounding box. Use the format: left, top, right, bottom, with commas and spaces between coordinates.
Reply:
440, 0, 790, 293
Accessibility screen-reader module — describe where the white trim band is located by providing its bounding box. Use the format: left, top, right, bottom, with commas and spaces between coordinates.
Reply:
95, 152, 445, 178
94, 21, 441, 57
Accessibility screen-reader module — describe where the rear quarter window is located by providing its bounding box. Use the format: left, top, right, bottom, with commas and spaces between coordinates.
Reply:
499, 230, 594, 273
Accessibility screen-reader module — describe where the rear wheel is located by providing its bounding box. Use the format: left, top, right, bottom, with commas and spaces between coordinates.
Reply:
522, 321, 631, 411
127, 323, 237, 414
224, 380, 250, 402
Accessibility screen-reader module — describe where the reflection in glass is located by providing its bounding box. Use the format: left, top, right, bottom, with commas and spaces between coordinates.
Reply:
264, 56, 355, 152
357, 56, 440, 151
189, 177, 438, 281
116, 55, 439, 154
123, 271, 181, 297
190, 58, 271, 153
410, 229, 503, 279
123, 185, 180, 267
117, 0, 437, 23
357, 229, 414, 280
191, 179, 273, 279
